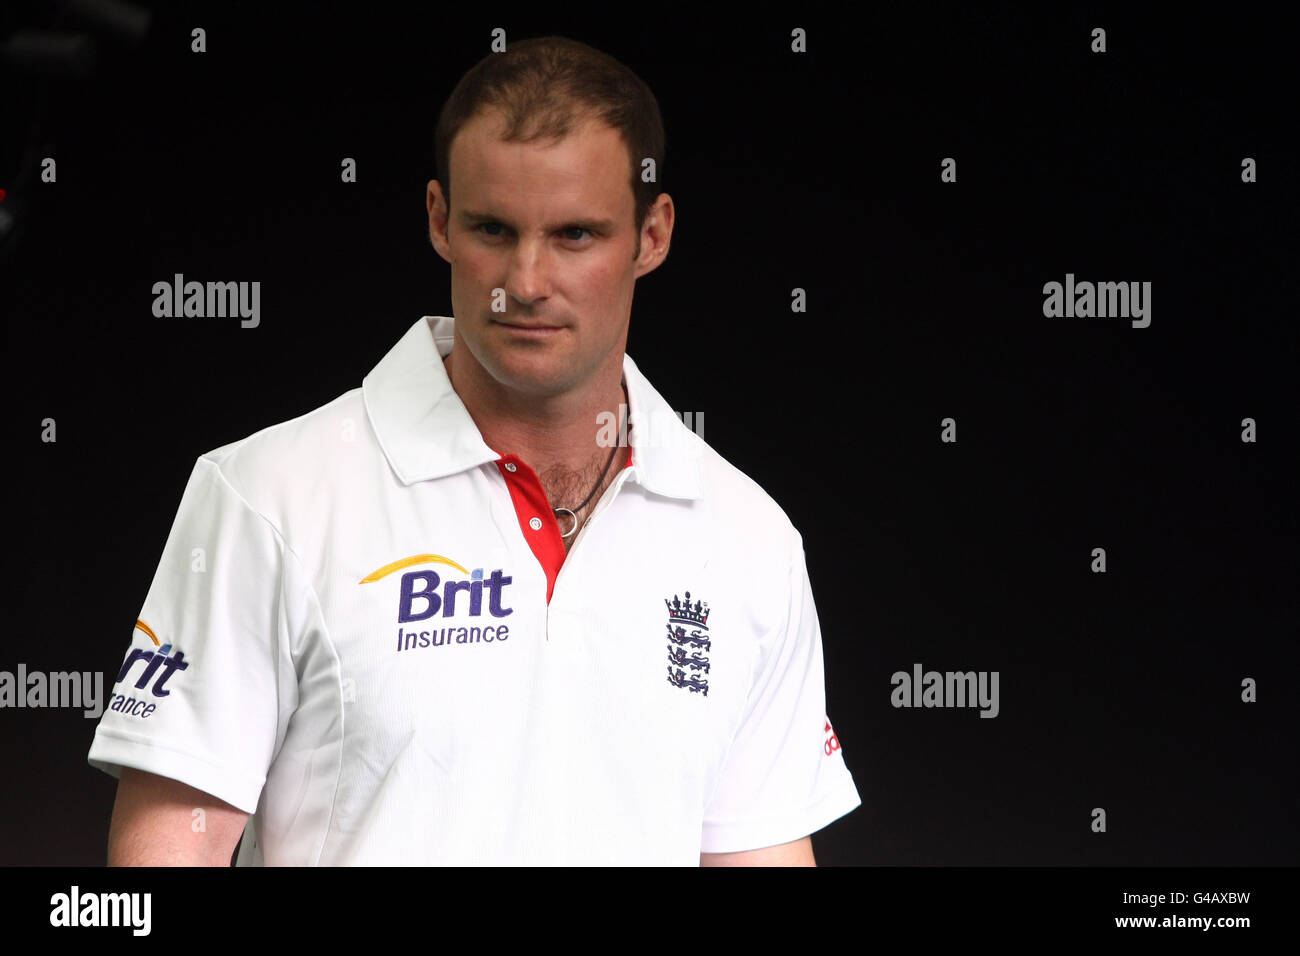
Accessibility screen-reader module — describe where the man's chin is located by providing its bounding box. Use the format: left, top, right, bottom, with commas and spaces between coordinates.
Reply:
478, 352, 578, 397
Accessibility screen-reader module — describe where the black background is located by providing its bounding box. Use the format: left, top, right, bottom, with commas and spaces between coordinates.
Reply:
2, 1, 1295, 868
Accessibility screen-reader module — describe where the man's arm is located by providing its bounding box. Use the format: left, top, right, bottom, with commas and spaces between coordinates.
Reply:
700, 835, 816, 867
107, 767, 250, 866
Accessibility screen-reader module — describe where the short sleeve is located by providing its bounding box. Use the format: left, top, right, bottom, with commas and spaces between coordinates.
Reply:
701, 534, 862, 854
86, 455, 305, 814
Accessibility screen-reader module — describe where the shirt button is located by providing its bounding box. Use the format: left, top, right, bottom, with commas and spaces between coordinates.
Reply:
504, 462, 517, 473
529, 517, 542, 531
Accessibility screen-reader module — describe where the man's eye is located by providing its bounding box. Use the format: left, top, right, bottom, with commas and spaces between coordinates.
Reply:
474, 223, 590, 241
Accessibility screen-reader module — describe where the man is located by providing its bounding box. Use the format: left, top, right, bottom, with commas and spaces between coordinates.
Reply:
90, 36, 860, 866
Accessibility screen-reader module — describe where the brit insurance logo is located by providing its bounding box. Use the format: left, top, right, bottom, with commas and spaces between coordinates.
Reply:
360, 553, 514, 653
107, 619, 190, 719
665, 591, 710, 696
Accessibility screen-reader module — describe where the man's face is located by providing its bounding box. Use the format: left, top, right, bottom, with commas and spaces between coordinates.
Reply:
427, 110, 670, 398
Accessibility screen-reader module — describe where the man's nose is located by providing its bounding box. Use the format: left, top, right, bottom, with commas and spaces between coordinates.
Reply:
505, 240, 551, 304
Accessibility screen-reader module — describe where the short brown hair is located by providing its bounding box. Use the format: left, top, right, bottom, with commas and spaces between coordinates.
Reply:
434, 36, 666, 258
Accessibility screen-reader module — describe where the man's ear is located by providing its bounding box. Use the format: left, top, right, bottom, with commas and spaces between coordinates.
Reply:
634, 192, 675, 280
427, 180, 451, 261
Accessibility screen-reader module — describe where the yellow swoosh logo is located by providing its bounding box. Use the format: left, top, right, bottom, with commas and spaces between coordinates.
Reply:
359, 553, 469, 584
135, 619, 161, 647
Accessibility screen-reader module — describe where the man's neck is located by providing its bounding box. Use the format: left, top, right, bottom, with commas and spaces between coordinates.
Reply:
442, 342, 628, 495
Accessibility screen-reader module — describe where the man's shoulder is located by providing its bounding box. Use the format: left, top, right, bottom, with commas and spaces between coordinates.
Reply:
683, 429, 803, 562
194, 386, 368, 511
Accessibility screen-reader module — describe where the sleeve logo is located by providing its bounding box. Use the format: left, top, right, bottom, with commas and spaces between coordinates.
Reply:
107, 620, 190, 718
824, 716, 841, 757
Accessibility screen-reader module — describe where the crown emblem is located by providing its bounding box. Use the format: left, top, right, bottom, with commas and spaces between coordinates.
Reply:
665, 590, 709, 630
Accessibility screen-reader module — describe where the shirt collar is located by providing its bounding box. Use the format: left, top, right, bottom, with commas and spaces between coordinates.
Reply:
362, 316, 703, 500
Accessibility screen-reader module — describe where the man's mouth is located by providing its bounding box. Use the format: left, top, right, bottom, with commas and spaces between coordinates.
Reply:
491, 318, 566, 333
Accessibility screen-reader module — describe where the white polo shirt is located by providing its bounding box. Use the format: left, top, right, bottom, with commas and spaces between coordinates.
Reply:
87, 314, 861, 865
